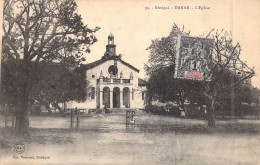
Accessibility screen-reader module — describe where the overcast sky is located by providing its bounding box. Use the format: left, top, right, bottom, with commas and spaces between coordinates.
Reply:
76, 0, 260, 87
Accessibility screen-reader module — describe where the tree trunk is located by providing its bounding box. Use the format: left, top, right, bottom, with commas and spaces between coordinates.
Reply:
63, 102, 66, 112
208, 99, 216, 127
43, 103, 52, 115
221, 105, 225, 119
15, 110, 29, 135
53, 102, 64, 114
15, 86, 30, 135
177, 92, 186, 116
222, 111, 225, 119
180, 99, 186, 112
14, 61, 30, 135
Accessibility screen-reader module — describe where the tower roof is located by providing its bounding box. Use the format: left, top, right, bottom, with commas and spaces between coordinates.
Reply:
108, 32, 114, 38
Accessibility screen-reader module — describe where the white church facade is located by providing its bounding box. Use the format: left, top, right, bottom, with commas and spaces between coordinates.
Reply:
70, 34, 147, 110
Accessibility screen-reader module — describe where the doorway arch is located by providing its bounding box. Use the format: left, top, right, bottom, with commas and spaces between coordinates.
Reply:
123, 87, 130, 108
103, 87, 110, 108
113, 87, 120, 108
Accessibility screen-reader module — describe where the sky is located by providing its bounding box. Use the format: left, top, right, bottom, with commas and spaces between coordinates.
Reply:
0, 0, 259, 87
75, 0, 260, 88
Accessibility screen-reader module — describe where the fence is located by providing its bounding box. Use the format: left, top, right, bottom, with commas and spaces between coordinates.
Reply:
69, 108, 86, 129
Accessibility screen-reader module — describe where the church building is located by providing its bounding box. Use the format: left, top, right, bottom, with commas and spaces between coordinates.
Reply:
71, 33, 147, 110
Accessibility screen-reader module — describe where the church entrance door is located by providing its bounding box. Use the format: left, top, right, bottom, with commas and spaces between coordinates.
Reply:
103, 87, 110, 108
113, 87, 120, 108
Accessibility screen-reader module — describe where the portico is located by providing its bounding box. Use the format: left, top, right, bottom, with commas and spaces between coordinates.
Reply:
99, 83, 132, 109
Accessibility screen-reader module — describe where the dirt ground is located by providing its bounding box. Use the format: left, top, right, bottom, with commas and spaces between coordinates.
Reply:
0, 110, 260, 165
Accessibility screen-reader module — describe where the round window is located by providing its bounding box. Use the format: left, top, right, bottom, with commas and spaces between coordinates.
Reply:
92, 75, 95, 78
108, 65, 118, 76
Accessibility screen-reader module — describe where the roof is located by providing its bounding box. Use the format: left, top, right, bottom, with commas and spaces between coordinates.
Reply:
138, 78, 148, 86
82, 56, 140, 72
108, 33, 114, 38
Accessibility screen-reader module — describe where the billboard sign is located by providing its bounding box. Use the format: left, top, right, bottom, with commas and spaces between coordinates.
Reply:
174, 35, 214, 81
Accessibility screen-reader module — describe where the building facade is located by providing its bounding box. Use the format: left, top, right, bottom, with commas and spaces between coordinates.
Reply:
70, 33, 147, 109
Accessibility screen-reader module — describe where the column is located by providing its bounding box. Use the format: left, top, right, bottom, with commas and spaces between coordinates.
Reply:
120, 90, 123, 108
110, 90, 113, 108
100, 90, 103, 108
129, 91, 131, 108
131, 89, 134, 108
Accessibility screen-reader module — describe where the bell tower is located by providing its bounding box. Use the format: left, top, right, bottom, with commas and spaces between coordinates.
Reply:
104, 33, 116, 58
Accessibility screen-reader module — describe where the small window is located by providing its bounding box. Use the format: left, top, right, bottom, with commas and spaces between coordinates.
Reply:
91, 87, 95, 99
92, 75, 95, 78
142, 92, 145, 100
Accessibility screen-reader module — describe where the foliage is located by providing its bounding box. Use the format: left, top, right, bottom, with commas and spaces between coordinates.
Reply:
145, 104, 181, 116
146, 66, 205, 111
145, 24, 189, 75
2, 0, 99, 134
1, 60, 87, 114
145, 24, 205, 111
145, 24, 255, 127
30, 62, 87, 113
3, 0, 99, 63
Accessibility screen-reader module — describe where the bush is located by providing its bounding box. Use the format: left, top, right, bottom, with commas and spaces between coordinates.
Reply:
30, 104, 42, 115
145, 104, 181, 117
185, 105, 206, 119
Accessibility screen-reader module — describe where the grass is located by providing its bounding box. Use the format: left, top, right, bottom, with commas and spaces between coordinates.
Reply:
0, 111, 260, 165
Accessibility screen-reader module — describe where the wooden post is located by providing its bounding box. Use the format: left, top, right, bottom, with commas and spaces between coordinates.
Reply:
76, 114, 78, 129
79, 110, 81, 127
133, 111, 135, 124
5, 115, 7, 128
257, 96, 259, 120
4, 105, 8, 128
70, 109, 74, 128
76, 110, 80, 129
126, 111, 129, 126
12, 115, 16, 128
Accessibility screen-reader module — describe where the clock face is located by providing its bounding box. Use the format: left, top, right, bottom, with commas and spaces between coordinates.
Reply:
110, 47, 115, 53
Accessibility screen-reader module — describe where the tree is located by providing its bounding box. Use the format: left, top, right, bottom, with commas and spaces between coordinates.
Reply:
29, 62, 87, 114
2, 0, 99, 135
146, 65, 204, 113
145, 24, 189, 73
146, 24, 255, 127
145, 24, 192, 111
200, 30, 255, 127
250, 87, 260, 119
1, 60, 87, 115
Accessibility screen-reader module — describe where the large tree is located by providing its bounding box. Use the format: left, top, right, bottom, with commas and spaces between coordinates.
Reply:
145, 24, 192, 110
146, 24, 255, 127
2, 0, 99, 135
201, 30, 255, 127
1, 60, 87, 115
